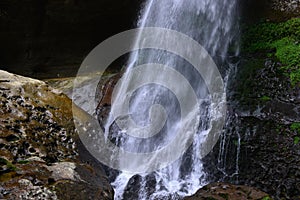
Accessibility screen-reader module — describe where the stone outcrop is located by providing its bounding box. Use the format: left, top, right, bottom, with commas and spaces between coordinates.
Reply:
203, 56, 300, 200
184, 183, 272, 200
242, 0, 300, 23
0, 70, 113, 199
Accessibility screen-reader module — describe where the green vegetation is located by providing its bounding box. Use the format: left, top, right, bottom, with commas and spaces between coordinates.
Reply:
260, 95, 271, 101
291, 122, 300, 134
271, 38, 300, 86
275, 124, 284, 134
243, 18, 300, 86
291, 123, 300, 144
0, 157, 17, 171
294, 136, 300, 145
17, 160, 30, 164
261, 196, 272, 200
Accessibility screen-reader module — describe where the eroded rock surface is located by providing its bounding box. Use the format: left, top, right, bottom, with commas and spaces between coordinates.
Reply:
0, 70, 113, 199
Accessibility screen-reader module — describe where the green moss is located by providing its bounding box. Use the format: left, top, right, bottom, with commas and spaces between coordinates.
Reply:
260, 95, 271, 101
271, 38, 300, 86
294, 136, 300, 145
243, 17, 300, 86
0, 157, 17, 171
17, 160, 30, 164
243, 18, 300, 51
261, 196, 272, 200
271, 38, 300, 66
291, 122, 300, 134
290, 71, 300, 86
275, 124, 283, 133
236, 59, 265, 99
290, 122, 300, 145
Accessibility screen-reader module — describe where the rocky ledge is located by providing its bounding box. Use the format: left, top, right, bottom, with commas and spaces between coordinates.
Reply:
0, 70, 275, 200
184, 183, 272, 200
0, 70, 113, 199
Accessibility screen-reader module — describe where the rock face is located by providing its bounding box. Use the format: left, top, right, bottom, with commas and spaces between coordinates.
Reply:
184, 183, 271, 200
233, 59, 300, 200
203, 4, 300, 198
95, 72, 122, 125
0, 70, 113, 199
242, 0, 300, 23
204, 57, 300, 199
0, 0, 140, 78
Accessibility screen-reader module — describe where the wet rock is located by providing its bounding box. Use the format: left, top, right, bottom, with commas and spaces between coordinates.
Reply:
271, 0, 300, 14
229, 58, 300, 123
204, 56, 300, 199
0, 70, 113, 199
53, 162, 113, 200
242, 0, 300, 23
184, 182, 272, 200
45, 72, 118, 115
47, 162, 79, 182
0, 70, 77, 163
95, 72, 123, 125
45, 77, 75, 99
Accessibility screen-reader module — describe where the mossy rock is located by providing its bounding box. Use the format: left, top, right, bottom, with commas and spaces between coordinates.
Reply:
242, 17, 300, 87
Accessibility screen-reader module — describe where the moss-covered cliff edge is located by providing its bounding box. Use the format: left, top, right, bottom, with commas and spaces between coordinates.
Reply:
204, 3, 300, 199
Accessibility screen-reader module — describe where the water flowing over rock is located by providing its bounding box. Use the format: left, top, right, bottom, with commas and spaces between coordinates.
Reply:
1, 0, 298, 199
0, 70, 113, 199
93, 0, 240, 198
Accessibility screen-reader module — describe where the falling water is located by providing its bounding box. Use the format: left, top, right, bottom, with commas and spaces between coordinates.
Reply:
102, 0, 240, 199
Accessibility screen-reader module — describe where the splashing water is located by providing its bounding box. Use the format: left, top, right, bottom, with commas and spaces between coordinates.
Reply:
102, 0, 240, 199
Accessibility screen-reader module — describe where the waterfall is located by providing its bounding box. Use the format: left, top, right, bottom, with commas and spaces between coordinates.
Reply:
102, 0, 240, 199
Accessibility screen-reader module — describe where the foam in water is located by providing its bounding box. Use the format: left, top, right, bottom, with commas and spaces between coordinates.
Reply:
104, 0, 239, 199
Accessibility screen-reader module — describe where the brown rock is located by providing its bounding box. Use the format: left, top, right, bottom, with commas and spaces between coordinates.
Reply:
184, 182, 272, 200
0, 70, 113, 200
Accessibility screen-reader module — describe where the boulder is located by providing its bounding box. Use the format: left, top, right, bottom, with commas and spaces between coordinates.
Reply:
0, 70, 113, 199
184, 182, 272, 200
